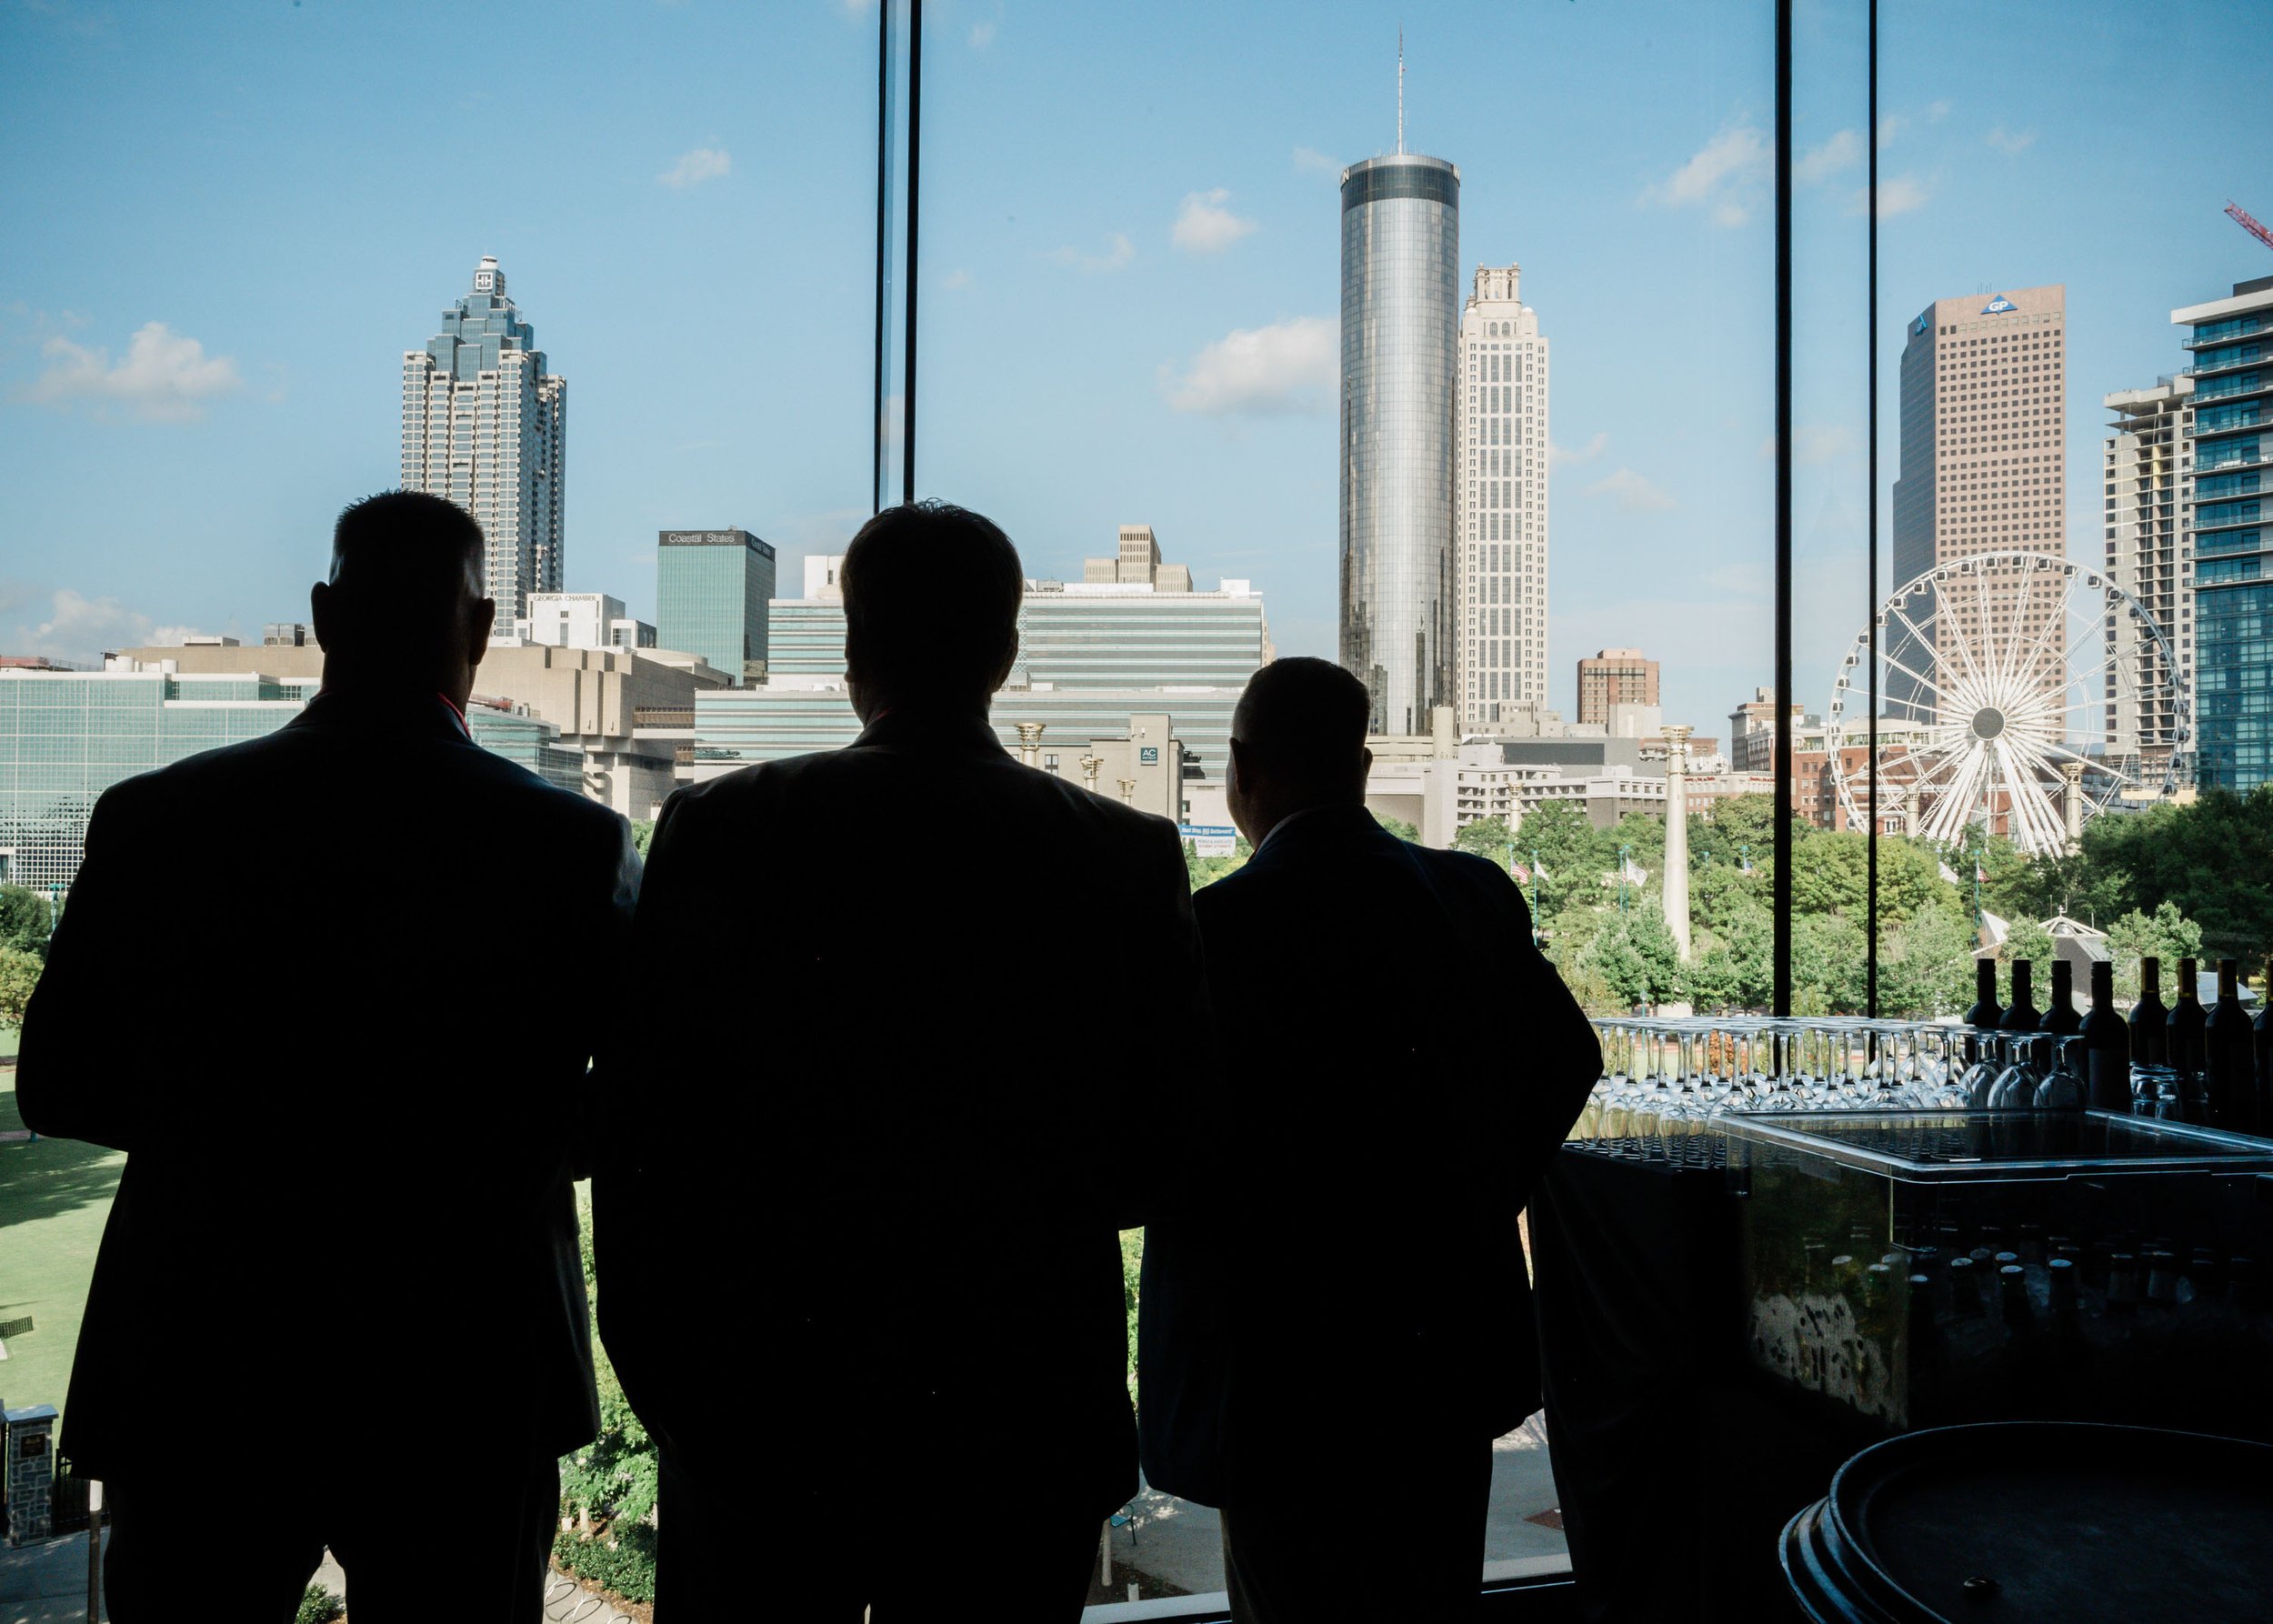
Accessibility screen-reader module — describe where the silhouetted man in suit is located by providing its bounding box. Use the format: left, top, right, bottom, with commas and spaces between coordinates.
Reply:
597, 500, 1210, 1620
1138, 657, 1600, 1623
18, 493, 638, 1622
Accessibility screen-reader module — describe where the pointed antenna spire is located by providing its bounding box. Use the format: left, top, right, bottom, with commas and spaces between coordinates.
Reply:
1397, 29, 1406, 154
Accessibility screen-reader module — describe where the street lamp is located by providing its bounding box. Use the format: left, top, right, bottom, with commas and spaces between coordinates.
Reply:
1618, 842, 1632, 917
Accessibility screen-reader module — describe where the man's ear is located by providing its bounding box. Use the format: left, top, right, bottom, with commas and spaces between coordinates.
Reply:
308, 582, 335, 651
468, 597, 496, 671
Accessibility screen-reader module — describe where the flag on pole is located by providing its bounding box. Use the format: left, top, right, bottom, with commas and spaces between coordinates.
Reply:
1976, 861, 1988, 884
1621, 857, 1648, 886
1531, 857, 1551, 883
1938, 860, 1962, 885
1512, 862, 1531, 885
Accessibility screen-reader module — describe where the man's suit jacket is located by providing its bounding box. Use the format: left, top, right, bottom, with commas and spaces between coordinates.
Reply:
16, 691, 639, 1476
596, 707, 1210, 1518
1138, 804, 1600, 1508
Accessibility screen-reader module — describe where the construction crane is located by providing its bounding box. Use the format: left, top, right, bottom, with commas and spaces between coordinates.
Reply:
2227, 200, 2273, 254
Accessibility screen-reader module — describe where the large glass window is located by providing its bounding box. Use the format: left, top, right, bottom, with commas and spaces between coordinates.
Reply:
5, 3, 2268, 1620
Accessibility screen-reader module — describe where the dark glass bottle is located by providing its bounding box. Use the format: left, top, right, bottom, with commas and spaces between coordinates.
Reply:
2204, 958, 2257, 1135
2039, 959, 2083, 1035
1966, 958, 2004, 1063
2000, 958, 2041, 1031
2168, 957, 2208, 1084
2080, 960, 2132, 1111
2131, 957, 2169, 1067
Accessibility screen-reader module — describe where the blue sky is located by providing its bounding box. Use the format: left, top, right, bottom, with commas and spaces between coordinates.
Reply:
3, 0, 2268, 730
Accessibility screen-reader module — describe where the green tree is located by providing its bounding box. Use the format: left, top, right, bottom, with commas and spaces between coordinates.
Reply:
1792, 912, 1869, 1015
1877, 900, 1979, 1018
629, 819, 656, 858
1689, 793, 1799, 870
1373, 812, 1419, 842
1590, 905, 1686, 1009
1687, 897, 1774, 1013
2001, 917, 2055, 971
0, 947, 41, 1029
559, 1203, 659, 1565
1517, 801, 1605, 915
2105, 902, 2206, 1001
1453, 815, 1517, 867
0, 885, 53, 959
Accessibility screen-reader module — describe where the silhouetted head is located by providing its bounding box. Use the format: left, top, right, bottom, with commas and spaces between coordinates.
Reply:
840, 500, 1024, 723
310, 492, 494, 709
1227, 657, 1374, 847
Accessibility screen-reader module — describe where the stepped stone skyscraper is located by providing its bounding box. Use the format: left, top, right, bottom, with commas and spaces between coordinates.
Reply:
1887, 285, 2068, 719
1339, 135, 1460, 737
1456, 264, 1548, 727
401, 256, 566, 632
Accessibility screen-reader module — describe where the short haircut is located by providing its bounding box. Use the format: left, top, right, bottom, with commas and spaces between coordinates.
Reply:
327, 492, 484, 647
1233, 657, 1371, 787
840, 500, 1024, 699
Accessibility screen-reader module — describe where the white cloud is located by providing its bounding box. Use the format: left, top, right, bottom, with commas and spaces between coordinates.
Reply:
1162, 316, 1336, 416
1925, 99, 1951, 121
7, 588, 207, 665
658, 146, 732, 190
1292, 145, 1339, 177
1758, 426, 1857, 465
25, 322, 242, 422
1985, 125, 2037, 155
1585, 468, 1677, 512
1795, 128, 1862, 185
1549, 432, 1608, 466
1877, 114, 1907, 149
969, 18, 996, 47
944, 267, 971, 290
1848, 175, 1932, 217
1172, 188, 1257, 254
1641, 121, 1767, 225
1047, 232, 1135, 273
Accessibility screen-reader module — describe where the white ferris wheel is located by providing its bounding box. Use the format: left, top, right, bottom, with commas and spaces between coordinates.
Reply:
1826, 550, 2188, 858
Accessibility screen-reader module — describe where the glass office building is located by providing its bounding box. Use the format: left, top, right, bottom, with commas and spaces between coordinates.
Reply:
0, 669, 315, 892
656, 529, 776, 686
1340, 151, 1460, 737
466, 705, 586, 796
401, 256, 566, 634
693, 684, 1240, 793
2182, 275, 2273, 792
717, 574, 1268, 780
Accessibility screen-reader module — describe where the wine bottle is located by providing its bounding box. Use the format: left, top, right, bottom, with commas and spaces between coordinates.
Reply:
2204, 957, 2257, 1135
2131, 957, 2169, 1067
2000, 958, 2041, 1030
2168, 958, 2208, 1097
2039, 959, 2083, 1035
1966, 958, 2004, 1063
2079, 959, 2131, 1111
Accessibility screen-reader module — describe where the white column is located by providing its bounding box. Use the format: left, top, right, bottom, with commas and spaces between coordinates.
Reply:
1662, 725, 1693, 962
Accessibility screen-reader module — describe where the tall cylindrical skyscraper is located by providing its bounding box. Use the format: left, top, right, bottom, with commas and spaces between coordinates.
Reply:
1340, 152, 1459, 736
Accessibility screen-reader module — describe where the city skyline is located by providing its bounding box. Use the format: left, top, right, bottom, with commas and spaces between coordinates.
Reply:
5, 4, 2268, 733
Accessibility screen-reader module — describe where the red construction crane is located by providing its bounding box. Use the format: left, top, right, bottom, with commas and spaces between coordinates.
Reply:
2227, 200, 2273, 254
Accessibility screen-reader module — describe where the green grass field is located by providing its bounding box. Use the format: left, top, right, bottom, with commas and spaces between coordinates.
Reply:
0, 1041, 125, 1423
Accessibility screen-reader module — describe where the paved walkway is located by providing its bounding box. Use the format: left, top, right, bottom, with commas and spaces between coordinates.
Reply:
0, 1541, 633, 1624
1108, 1413, 1569, 1599
0, 1530, 102, 1624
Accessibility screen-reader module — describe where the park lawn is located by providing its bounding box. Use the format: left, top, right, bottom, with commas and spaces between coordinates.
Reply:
0, 1066, 124, 1423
